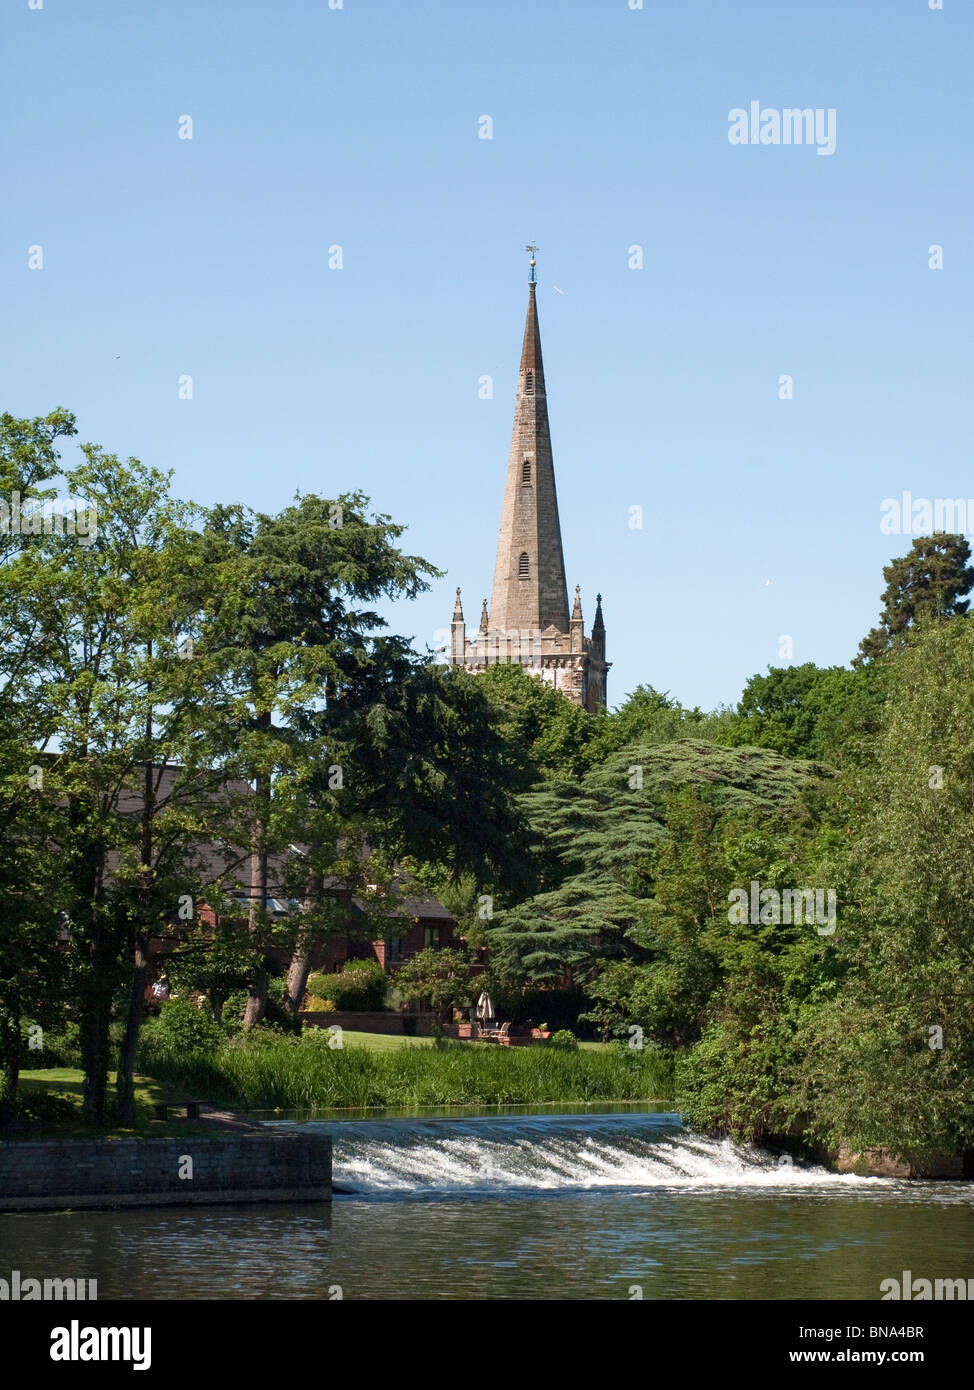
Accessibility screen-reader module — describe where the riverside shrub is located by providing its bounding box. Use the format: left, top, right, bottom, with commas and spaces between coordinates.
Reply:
307, 961, 387, 1011
144, 998, 225, 1057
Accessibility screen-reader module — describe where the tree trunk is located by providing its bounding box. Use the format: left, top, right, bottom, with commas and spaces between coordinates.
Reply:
81, 990, 112, 1127
284, 941, 312, 1018
117, 672, 155, 1125
243, 748, 271, 1031
0, 1007, 21, 1128
81, 847, 112, 1127
116, 933, 149, 1125
285, 872, 323, 1018
242, 970, 268, 1030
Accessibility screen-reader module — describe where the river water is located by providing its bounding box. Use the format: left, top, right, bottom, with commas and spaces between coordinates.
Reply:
3, 1107, 973, 1300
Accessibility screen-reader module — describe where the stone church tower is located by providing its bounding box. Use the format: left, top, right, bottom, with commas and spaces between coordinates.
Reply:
451, 256, 609, 710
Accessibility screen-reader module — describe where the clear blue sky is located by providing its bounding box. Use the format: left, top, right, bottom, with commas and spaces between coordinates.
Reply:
4, 0, 971, 710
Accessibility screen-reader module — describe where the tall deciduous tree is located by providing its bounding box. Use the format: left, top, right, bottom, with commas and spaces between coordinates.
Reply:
28, 448, 225, 1124
802, 614, 974, 1160
0, 425, 235, 1125
0, 411, 79, 1121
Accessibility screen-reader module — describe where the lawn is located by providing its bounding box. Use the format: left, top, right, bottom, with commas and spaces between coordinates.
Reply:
339, 1030, 435, 1051
5, 1068, 243, 1141
337, 1030, 611, 1053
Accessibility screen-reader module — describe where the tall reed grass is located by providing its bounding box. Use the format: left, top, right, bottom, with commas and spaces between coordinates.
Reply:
137, 1031, 674, 1111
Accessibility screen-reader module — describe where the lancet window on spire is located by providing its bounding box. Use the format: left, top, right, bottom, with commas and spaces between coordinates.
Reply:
518, 552, 529, 579
521, 459, 531, 482
525, 371, 534, 394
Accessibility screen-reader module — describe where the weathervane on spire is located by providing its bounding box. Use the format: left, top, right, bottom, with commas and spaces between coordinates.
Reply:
525, 243, 539, 283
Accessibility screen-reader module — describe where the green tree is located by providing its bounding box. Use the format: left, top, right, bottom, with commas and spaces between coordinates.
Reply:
0, 419, 262, 1124
728, 664, 839, 760
801, 615, 974, 1160
674, 809, 844, 1143
23, 447, 231, 1124
855, 532, 973, 664
476, 662, 601, 782
394, 946, 477, 1031
584, 787, 730, 1046
190, 492, 440, 1029
488, 738, 824, 989
724, 662, 890, 768
591, 685, 734, 759
0, 411, 78, 1121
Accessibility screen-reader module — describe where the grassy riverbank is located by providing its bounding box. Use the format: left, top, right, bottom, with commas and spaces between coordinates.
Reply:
137, 1031, 675, 1111
5, 1069, 244, 1141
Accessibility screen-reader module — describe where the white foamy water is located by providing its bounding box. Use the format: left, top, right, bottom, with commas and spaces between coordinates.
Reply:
281, 1112, 879, 1196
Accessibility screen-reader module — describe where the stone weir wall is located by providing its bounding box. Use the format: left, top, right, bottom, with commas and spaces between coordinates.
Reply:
0, 1133, 332, 1211
835, 1144, 967, 1179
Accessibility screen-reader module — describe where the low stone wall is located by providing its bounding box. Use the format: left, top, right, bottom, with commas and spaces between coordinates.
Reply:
836, 1144, 964, 1179
0, 1134, 332, 1212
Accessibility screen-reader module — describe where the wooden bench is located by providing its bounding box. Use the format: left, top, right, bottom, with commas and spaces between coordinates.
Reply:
152, 1100, 204, 1121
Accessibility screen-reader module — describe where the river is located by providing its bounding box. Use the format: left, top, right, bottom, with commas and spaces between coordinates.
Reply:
3, 1107, 973, 1300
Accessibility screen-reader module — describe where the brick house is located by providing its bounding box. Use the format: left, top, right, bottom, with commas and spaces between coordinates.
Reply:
315, 884, 457, 975
106, 766, 456, 977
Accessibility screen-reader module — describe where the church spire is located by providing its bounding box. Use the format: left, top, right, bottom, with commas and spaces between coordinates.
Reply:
450, 587, 465, 666
570, 584, 583, 653
488, 258, 570, 637
592, 591, 605, 660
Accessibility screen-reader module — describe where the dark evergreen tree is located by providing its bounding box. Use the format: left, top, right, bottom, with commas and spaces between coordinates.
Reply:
487, 738, 824, 988
855, 533, 973, 664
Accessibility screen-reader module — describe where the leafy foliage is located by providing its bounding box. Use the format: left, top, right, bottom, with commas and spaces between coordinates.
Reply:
856, 532, 974, 664
143, 998, 225, 1058
306, 961, 387, 1012
487, 737, 824, 987
798, 615, 974, 1159
393, 946, 478, 1023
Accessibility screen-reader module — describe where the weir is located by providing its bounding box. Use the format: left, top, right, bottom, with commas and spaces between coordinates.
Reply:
271, 1111, 870, 1197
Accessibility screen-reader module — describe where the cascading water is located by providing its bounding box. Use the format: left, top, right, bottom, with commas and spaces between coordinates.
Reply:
271, 1110, 874, 1197
5, 1110, 968, 1304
